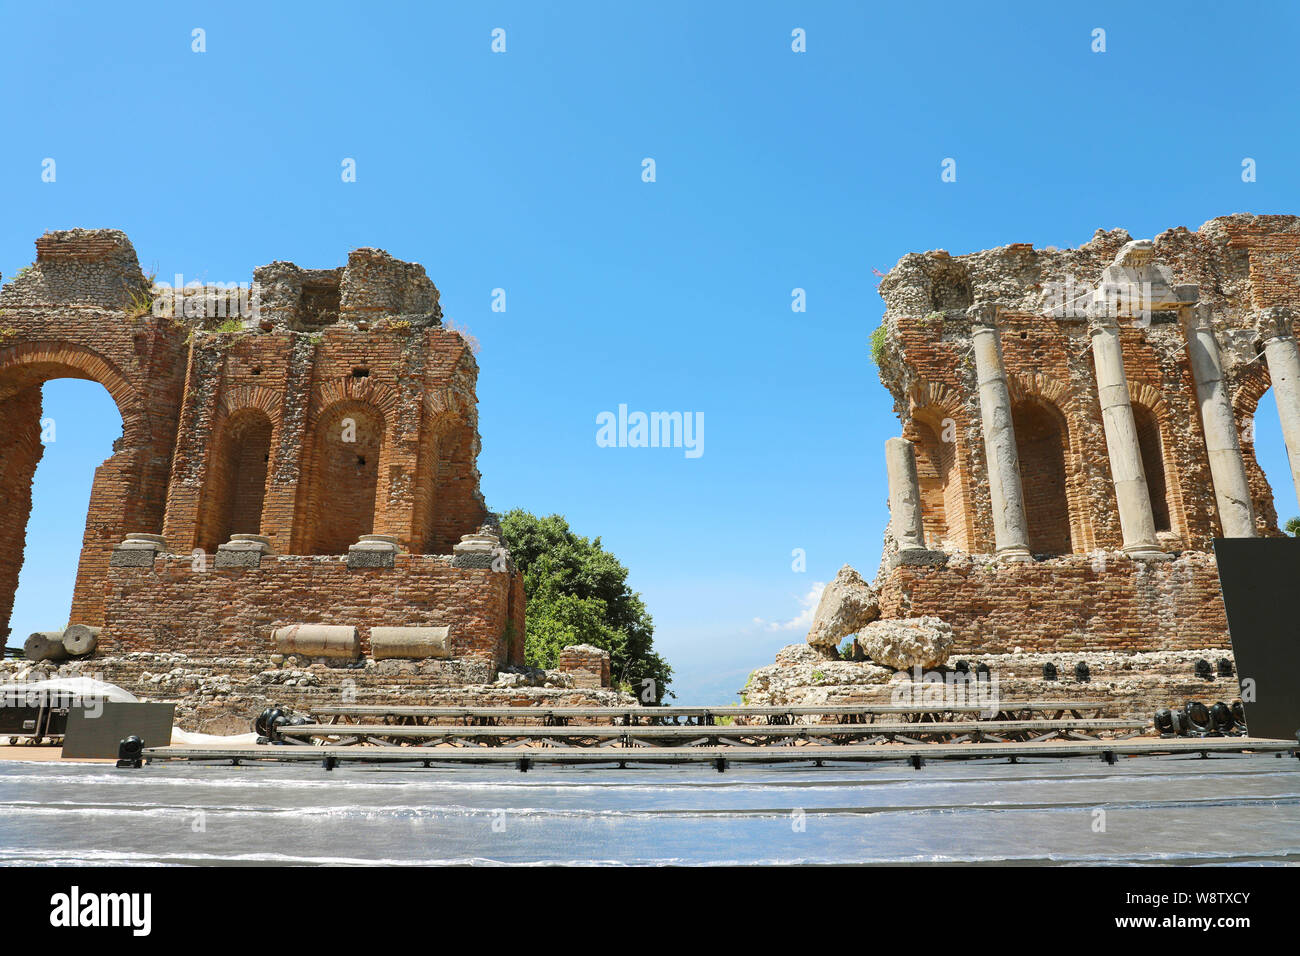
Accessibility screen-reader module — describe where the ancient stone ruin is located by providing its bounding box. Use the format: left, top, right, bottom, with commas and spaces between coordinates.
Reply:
748, 214, 1300, 714
0, 229, 626, 729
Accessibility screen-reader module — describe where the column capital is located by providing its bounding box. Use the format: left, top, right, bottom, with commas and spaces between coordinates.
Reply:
1255, 305, 1298, 343
1179, 301, 1215, 333
1086, 298, 1121, 334
966, 301, 1003, 329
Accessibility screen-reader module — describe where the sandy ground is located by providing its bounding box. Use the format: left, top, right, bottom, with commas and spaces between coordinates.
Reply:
0, 744, 113, 762
0, 741, 258, 762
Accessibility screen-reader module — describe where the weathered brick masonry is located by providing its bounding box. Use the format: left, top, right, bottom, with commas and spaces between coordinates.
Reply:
750, 215, 1297, 718
874, 213, 1300, 660
105, 555, 517, 663
876, 553, 1229, 656
0, 229, 534, 711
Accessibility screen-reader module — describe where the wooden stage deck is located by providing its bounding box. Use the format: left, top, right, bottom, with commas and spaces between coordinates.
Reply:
309, 700, 1111, 726
129, 700, 1290, 772
140, 736, 1299, 771
274, 717, 1148, 747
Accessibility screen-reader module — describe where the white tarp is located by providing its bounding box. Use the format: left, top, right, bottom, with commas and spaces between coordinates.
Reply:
169, 728, 259, 746
0, 676, 259, 745
0, 676, 138, 705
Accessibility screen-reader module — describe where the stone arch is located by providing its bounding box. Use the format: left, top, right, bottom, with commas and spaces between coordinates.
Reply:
0, 341, 149, 446
1008, 375, 1092, 553
1011, 399, 1072, 555
1131, 402, 1170, 533
310, 376, 402, 426
928, 259, 973, 311
904, 385, 974, 552
219, 383, 284, 425
410, 382, 484, 554
1236, 367, 1287, 533
0, 342, 153, 633
195, 407, 275, 553
295, 398, 389, 554
1126, 382, 1183, 538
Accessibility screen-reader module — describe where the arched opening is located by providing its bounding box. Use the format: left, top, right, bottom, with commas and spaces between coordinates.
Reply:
197, 409, 273, 553
1012, 398, 1072, 556
1131, 403, 1171, 533
412, 417, 483, 554
906, 412, 968, 551
2, 379, 122, 645
301, 401, 385, 554
929, 261, 973, 311
1252, 388, 1294, 532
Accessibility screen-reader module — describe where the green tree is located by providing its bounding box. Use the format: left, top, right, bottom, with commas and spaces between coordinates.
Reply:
1286, 516, 1300, 536
498, 509, 672, 701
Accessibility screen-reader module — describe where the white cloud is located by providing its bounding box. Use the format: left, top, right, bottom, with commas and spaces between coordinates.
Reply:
752, 581, 825, 633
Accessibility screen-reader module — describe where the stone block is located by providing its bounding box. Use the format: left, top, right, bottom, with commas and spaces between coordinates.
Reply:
370, 625, 451, 660
887, 549, 950, 570
215, 549, 264, 569
110, 548, 158, 568
347, 534, 398, 569
347, 548, 395, 569
272, 624, 361, 660
451, 550, 494, 569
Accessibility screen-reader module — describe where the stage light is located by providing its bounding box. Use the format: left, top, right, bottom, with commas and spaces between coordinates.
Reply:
1074, 661, 1090, 682
262, 707, 286, 743
253, 708, 275, 738
1194, 659, 1214, 680
1232, 700, 1247, 733
1042, 662, 1058, 681
1217, 658, 1234, 677
1153, 709, 1174, 735
1209, 701, 1234, 734
1185, 701, 1212, 735
116, 735, 144, 769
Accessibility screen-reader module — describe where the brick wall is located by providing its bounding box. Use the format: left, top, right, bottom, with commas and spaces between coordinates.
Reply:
557, 644, 612, 689
877, 215, 1300, 559
0, 230, 510, 678
100, 553, 525, 669
0, 230, 189, 634
877, 553, 1231, 656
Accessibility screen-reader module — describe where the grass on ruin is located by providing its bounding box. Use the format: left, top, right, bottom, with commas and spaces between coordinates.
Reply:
869, 323, 887, 365
123, 271, 159, 322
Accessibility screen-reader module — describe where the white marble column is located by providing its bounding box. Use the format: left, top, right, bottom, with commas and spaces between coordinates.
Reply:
1088, 310, 1162, 556
969, 303, 1032, 560
1257, 306, 1300, 514
1182, 302, 1256, 538
885, 437, 926, 552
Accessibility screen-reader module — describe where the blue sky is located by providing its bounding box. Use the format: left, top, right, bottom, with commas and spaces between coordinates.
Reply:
1, 2, 1296, 701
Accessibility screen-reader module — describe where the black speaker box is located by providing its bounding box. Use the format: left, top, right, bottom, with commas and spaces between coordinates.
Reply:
1213, 537, 1300, 742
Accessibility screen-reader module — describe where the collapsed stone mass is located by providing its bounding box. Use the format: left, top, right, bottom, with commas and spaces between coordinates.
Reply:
749, 214, 1300, 713
0, 229, 623, 727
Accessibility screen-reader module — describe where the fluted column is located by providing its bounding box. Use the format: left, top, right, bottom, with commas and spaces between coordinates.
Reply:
1088, 309, 1162, 556
1257, 306, 1300, 514
1182, 302, 1256, 538
969, 303, 1032, 561
885, 437, 926, 552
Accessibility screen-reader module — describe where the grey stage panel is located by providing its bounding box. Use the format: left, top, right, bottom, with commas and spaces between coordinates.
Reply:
1213, 537, 1300, 741
62, 702, 175, 759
